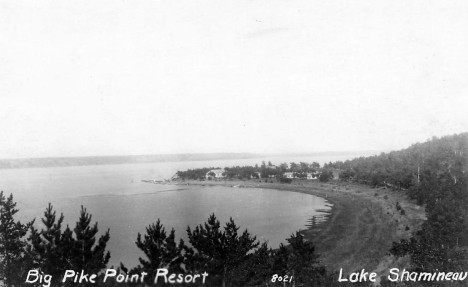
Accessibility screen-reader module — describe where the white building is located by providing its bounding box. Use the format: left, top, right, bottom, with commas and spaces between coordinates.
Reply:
283, 172, 295, 179
307, 172, 319, 180
206, 169, 226, 179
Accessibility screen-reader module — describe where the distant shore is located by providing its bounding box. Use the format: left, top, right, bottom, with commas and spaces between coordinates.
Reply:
175, 178, 426, 278
0, 153, 260, 169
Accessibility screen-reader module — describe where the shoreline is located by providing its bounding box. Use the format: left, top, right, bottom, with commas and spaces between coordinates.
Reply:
174, 178, 426, 278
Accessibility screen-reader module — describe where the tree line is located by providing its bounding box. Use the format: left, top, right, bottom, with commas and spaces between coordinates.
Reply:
176, 161, 326, 181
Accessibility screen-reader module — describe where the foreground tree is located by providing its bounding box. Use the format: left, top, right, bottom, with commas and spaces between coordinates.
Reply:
71, 206, 111, 274
285, 231, 325, 285
267, 232, 325, 286
0, 191, 34, 287
28, 204, 110, 286
244, 242, 275, 286
28, 204, 73, 284
125, 219, 186, 285
120, 215, 329, 287
186, 214, 259, 287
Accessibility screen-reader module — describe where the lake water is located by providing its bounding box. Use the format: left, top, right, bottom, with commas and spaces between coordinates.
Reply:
0, 154, 363, 267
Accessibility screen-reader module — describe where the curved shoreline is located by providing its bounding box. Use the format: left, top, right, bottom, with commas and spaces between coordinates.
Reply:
179, 179, 426, 277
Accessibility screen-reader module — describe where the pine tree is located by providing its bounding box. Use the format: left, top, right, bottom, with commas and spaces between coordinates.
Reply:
235, 241, 275, 286
71, 206, 110, 275
285, 231, 323, 284
186, 214, 259, 287
262, 232, 325, 286
0, 191, 34, 287
126, 219, 186, 285
28, 203, 75, 285
28, 204, 110, 286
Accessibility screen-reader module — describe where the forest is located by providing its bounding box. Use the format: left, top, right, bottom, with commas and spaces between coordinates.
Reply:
334, 133, 468, 286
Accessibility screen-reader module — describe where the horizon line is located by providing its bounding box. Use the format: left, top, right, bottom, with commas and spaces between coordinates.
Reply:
0, 150, 386, 161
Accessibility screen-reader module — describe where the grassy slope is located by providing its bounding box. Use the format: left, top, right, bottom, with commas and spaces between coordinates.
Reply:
181, 178, 426, 281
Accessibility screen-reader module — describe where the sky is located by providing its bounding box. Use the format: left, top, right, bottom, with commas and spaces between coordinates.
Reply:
1, 0, 468, 159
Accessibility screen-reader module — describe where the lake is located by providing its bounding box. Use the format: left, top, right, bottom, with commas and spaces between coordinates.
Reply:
0, 155, 361, 267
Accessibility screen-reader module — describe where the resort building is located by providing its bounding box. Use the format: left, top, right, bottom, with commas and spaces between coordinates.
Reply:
206, 169, 227, 179
307, 172, 319, 180
283, 172, 295, 179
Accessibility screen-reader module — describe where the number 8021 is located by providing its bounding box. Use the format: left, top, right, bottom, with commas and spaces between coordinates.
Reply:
271, 274, 293, 283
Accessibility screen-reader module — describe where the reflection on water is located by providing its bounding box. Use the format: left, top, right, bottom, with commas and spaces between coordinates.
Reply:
0, 160, 334, 267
